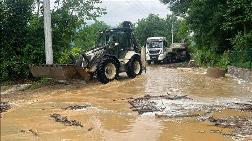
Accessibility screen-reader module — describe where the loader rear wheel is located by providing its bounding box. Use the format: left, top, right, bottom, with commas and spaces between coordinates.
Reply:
96, 57, 119, 84
126, 55, 142, 79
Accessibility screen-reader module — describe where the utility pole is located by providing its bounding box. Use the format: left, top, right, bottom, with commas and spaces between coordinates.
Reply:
43, 0, 53, 64
171, 21, 174, 44
171, 14, 174, 44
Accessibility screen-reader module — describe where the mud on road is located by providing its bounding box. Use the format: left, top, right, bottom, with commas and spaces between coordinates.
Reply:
1, 65, 252, 141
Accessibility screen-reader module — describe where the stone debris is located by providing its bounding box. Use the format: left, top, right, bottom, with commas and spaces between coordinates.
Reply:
129, 99, 163, 114
88, 127, 93, 131
0, 102, 11, 113
140, 94, 192, 101
156, 113, 200, 118
64, 104, 91, 110
208, 116, 252, 140
50, 113, 83, 127
226, 102, 252, 112
164, 62, 198, 68
128, 94, 192, 114
20, 129, 38, 136
233, 103, 252, 112
28, 129, 38, 136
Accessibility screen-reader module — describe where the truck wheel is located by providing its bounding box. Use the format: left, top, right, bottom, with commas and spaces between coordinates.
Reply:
96, 57, 119, 84
126, 55, 142, 79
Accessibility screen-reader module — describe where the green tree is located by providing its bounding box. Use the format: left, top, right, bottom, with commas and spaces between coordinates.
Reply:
1, 0, 34, 81
160, 0, 252, 68
1, 0, 106, 82
74, 21, 109, 51
58, 21, 109, 64
159, 0, 191, 16
176, 19, 189, 42
50, 0, 106, 63
134, 14, 181, 47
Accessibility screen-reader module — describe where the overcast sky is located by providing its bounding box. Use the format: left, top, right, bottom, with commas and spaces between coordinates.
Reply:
98, 0, 171, 26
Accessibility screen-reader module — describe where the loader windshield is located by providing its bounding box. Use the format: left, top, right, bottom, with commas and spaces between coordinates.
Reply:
97, 31, 116, 47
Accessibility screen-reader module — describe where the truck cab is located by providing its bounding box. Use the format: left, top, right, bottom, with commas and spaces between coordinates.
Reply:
145, 37, 169, 64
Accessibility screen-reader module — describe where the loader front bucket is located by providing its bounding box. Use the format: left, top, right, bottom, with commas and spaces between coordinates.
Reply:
29, 64, 82, 80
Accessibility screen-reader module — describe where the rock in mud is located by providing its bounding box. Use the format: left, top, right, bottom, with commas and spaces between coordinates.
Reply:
64, 104, 91, 110
206, 67, 226, 78
0, 102, 11, 113
50, 113, 83, 127
233, 103, 252, 112
208, 116, 252, 139
28, 129, 38, 136
20, 129, 38, 136
143, 94, 192, 100
88, 127, 93, 131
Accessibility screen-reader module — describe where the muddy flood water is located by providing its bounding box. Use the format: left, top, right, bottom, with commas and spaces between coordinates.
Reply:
1, 65, 252, 141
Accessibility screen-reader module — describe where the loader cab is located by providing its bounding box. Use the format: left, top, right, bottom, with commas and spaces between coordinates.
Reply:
97, 28, 136, 58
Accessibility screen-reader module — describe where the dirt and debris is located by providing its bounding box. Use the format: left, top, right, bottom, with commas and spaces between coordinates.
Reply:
128, 94, 192, 114
88, 127, 94, 131
112, 97, 134, 102
50, 113, 83, 127
155, 113, 200, 118
145, 94, 192, 100
129, 100, 163, 114
208, 116, 252, 140
232, 103, 252, 112
131, 94, 192, 101
0, 102, 11, 113
163, 62, 198, 68
129, 94, 252, 123
64, 104, 91, 110
20, 129, 39, 136
28, 129, 39, 136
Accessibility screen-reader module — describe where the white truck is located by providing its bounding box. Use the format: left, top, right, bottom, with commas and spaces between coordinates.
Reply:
145, 37, 189, 64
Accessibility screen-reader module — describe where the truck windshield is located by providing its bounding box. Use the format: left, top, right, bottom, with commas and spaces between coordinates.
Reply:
147, 41, 163, 48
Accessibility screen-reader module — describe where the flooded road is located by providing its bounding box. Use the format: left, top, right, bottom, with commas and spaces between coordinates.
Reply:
1, 66, 252, 141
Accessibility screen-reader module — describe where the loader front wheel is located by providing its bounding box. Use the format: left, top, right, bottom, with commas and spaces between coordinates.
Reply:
126, 55, 142, 79
96, 57, 119, 84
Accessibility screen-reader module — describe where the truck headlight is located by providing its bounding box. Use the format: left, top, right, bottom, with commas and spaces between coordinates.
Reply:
160, 50, 163, 54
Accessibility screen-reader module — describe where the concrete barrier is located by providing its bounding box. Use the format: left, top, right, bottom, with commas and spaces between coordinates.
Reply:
228, 66, 252, 82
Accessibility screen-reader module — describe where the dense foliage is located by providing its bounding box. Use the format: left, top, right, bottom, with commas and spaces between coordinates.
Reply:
134, 14, 182, 47
160, 0, 252, 68
1, 0, 106, 82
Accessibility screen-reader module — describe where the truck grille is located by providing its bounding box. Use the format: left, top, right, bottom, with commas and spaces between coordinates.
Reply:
149, 50, 160, 54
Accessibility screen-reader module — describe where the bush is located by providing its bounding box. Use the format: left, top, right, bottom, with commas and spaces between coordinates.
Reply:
230, 32, 252, 69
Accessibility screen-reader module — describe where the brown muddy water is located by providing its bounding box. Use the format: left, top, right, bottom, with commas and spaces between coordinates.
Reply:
1, 65, 252, 141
